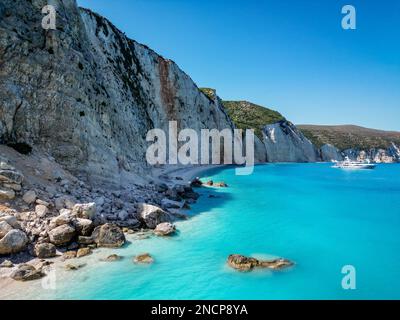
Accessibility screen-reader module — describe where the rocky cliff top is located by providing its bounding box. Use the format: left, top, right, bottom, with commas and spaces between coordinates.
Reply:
298, 125, 400, 151
221, 100, 285, 139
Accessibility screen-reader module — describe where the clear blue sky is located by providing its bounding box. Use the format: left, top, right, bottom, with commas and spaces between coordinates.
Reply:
78, 0, 400, 131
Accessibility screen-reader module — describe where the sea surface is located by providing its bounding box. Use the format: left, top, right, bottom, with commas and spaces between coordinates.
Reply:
14, 163, 400, 299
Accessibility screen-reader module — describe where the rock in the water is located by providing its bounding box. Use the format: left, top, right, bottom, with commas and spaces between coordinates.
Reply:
22, 190, 37, 204
34, 243, 56, 259
91, 223, 125, 248
0, 259, 13, 268
133, 253, 154, 264
137, 203, 171, 229
48, 224, 76, 246
0, 229, 28, 255
76, 247, 92, 258
0, 221, 13, 238
72, 203, 96, 219
0, 188, 15, 200
154, 222, 176, 236
101, 254, 122, 262
65, 263, 86, 271
190, 177, 203, 187
10, 264, 44, 281
214, 182, 228, 188
227, 254, 293, 271
63, 251, 77, 260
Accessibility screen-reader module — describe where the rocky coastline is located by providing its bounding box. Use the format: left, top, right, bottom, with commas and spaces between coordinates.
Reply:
0, 145, 221, 291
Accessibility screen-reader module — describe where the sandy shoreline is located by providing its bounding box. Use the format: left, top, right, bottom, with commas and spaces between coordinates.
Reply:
0, 164, 228, 300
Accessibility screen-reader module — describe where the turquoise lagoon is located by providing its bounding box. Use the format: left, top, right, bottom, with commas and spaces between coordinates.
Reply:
31, 164, 400, 299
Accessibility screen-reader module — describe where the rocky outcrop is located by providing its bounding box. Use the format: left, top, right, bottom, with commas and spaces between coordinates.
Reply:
137, 204, 171, 229
262, 121, 319, 162
227, 254, 294, 271
0, 0, 236, 187
320, 144, 343, 162
343, 143, 400, 163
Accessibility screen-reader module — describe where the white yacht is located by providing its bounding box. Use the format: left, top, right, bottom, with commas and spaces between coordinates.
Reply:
332, 157, 376, 169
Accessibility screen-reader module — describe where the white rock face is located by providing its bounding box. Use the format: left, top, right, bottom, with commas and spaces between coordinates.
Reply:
320, 144, 343, 162
0, 0, 237, 186
343, 143, 400, 163
262, 121, 319, 162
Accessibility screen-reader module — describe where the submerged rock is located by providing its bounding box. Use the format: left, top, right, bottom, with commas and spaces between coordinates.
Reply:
227, 254, 294, 272
65, 263, 86, 271
214, 182, 228, 188
91, 223, 125, 248
133, 253, 154, 264
62, 251, 77, 260
101, 254, 122, 262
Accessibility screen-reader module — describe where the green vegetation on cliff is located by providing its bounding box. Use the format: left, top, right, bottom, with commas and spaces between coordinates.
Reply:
221, 101, 285, 139
298, 125, 400, 151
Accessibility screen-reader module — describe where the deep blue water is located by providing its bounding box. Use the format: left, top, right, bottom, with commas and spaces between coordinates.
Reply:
33, 163, 400, 299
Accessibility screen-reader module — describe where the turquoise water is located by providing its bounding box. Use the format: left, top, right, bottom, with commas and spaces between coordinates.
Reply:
42, 164, 400, 299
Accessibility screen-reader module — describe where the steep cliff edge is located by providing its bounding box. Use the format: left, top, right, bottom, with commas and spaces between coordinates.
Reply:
0, 0, 235, 186
299, 125, 400, 163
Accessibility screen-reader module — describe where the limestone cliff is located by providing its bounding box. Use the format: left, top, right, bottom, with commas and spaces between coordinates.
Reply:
0, 0, 235, 186
262, 121, 319, 162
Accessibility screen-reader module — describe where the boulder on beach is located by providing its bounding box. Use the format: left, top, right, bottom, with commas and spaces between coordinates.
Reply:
48, 224, 76, 246
227, 254, 294, 271
91, 223, 125, 248
73, 218, 94, 236
34, 243, 57, 259
63, 251, 77, 260
0, 229, 28, 255
22, 190, 37, 204
72, 203, 96, 220
137, 203, 171, 229
154, 222, 176, 236
133, 253, 154, 264
0, 260, 14, 268
10, 264, 44, 281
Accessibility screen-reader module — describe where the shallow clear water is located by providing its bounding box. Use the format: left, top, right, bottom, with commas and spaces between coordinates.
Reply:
27, 163, 400, 299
